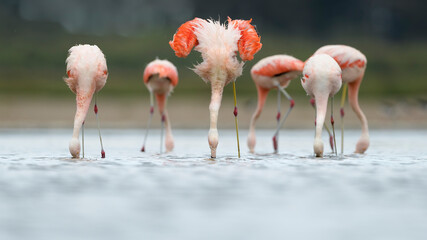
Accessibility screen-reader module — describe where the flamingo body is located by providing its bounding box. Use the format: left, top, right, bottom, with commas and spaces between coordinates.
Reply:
65, 44, 108, 158
314, 45, 369, 153
248, 55, 304, 153
143, 59, 178, 152
170, 17, 262, 158
302, 54, 342, 157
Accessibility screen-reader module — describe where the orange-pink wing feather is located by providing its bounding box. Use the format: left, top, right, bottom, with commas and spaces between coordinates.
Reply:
228, 17, 262, 61
253, 58, 304, 77
169, 18, 205, 58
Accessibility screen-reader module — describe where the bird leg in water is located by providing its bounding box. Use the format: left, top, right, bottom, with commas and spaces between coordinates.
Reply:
310, 98, 334, 151
232, 81, 241, 158
141, 92, 154, 152
160, 95, 168, 154
272, 82, 295, 148
331, 97, 338, 156
94, 94, 105, 158
340, 83, 348, 156
81, 121, 85, 159
273, 86, 281, 153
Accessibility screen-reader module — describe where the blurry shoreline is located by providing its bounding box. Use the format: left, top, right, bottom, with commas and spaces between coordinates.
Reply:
1, 95, 426, 129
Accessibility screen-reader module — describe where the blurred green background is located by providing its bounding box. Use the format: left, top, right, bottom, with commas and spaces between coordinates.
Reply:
0, 0, 426, 128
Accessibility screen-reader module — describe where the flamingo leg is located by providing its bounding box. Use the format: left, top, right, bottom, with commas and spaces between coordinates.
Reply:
272, 86, 294, 139
141, 91, 154, 152
272, 82, 294, 141
273, 88, 281, 153
232, 81, 241, 158
81, 121, 85, 159
340, 83, 348, 156
331, 97, 338, 156
94, 94, 105, 158
310, 98, 334, 151
159, 95, 168, 154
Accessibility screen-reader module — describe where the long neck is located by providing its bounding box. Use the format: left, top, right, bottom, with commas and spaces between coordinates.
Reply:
348, 77, 369, 153
314, 95, 328, 156
208, 79, 225, 158
72, 89, 95, 140
156, 93, 166, 113
248, 85, 269, 152
156, 93, 174, 152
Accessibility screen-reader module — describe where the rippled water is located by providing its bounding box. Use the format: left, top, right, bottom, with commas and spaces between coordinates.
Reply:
1, 128, 427, 240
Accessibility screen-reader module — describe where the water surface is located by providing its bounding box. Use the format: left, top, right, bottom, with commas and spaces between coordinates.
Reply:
1, 129, 426, 240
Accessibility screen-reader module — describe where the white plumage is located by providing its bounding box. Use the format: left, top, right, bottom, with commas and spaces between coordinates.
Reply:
192, 19, 243, 85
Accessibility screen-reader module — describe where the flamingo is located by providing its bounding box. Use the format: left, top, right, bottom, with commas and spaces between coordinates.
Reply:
247, 55, 304, 153
301, 54, 342, 157
169, 17, 262, 158
313, 45, 369, 154
141, 59, 178, 153
65, 44, 108, 158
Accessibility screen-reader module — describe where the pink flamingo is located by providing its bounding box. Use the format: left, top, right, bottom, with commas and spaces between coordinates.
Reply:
169, 17, 262, 158
314, 45, 369, 154
301, 54, 342, 157
65, 44, 108, 158
247, 55, 304, 153
141, 59, 178, 153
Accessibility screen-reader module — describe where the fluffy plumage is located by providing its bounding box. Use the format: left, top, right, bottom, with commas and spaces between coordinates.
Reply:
169, 17, 262, 85
65, 44, 107, 94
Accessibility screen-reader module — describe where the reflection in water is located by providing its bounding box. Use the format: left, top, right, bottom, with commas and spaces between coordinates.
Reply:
0, 129, 427, 240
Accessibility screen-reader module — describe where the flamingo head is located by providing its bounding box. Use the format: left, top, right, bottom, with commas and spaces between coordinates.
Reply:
355, 135, 369, 154
69, 138, 80, 158
314, 138, 324, 157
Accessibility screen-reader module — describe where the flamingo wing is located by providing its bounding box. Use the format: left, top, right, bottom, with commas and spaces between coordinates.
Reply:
228, 17, 262, 61
315, 45, 366, 69
252, 55, 304, 77
169, 18, 206, 58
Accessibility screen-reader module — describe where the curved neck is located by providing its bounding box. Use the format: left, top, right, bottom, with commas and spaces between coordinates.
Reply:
348, 78, 369, 138
315, 95, 328, 141
155, 93, 167, 113
72, 89, 95, 139
208, 79, 225, 158
249, 85, 269, 134
209, 82, 224, 131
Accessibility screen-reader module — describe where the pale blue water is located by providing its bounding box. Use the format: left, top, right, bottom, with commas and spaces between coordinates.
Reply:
0, 129, 427, 240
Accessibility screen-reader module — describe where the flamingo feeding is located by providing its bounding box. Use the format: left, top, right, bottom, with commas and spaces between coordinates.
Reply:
301, 54, 342, 157
313, 45, 369, 154
169, 17, 262, 158
141, 59, 178, 153
247, 55, 304, 153
65, 44, 108, 158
